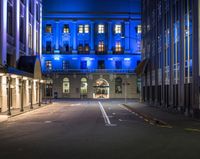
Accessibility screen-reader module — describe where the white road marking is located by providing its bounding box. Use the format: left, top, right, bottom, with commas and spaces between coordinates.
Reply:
98, 101, 116, 126
70, 103, 81, 106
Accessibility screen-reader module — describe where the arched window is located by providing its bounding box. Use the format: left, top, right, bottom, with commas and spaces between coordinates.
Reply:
80, 78, 87, 94
63, 78, 70, 93
115, 77, 122, 94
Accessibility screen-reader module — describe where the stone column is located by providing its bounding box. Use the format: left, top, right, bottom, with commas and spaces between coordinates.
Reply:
179, 1, 185, 110
32, 80, 37, 104
0, 0, 7, 65
90, 22, 95, 54
124, 21, 130, 54
15, 0, 20, 62
72, 21, 77, 54
12, 78, 20, 109
0, 76, 8, 112
108, 21, 113, 54
25, 0, 29, 56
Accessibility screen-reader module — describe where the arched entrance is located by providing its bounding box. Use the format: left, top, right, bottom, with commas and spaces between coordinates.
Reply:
93, 78, 109, 99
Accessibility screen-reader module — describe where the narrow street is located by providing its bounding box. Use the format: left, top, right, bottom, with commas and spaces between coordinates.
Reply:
0, 99, 200, 159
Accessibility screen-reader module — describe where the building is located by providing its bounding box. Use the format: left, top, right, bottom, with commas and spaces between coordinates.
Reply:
41, 0, 141, 99
0, 0, 43, 115
141, 0, 200, 116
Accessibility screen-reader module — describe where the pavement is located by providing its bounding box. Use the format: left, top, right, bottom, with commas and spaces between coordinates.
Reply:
0, 102, 51, 123
0, 99, 200, 159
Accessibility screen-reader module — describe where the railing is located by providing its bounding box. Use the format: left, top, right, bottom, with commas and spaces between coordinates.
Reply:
43, 69, 136, 74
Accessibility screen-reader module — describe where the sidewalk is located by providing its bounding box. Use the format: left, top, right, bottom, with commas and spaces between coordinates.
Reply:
0, 101, 52, 123
125, 101, 200, 129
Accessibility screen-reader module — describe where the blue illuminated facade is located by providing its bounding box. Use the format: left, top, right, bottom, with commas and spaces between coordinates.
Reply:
41, 0, 141, 99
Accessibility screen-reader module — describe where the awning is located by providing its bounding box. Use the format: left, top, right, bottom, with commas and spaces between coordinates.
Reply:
17, 56, 42, 79
135, 59, 149, 76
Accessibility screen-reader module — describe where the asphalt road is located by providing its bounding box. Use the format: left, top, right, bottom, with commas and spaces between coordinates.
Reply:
0, 99, 200, 159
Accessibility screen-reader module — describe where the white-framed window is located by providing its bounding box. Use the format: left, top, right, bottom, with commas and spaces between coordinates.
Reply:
98, 24, 104, 34
46, 24, 52, 33
63, 78, 70, 93
137, 25, 142, 34
115, 24, 121, 34
98, 41, 104, 52
63, 24, 69, 33
78, 25, 84, 33
84, 24, 89, 33
115, 42, 122, 52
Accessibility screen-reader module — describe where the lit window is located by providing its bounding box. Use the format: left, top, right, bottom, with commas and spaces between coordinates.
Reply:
85, 44, 90, 52
78, 44, 84, 53
115, 42, 122, 53
46, 24, 52, 33
78, 25, 84, 33
115, 24, 121, 34
137, 25, 142, 34
98, 24, 104, 34
98, 42, 104, 52
63, 24, 69, 33
84, 25, 89, 33
45, 61, 52, 70
63, 78, 70, 93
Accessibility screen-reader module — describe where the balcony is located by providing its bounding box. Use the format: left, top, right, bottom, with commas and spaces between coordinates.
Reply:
43, 69, 136, 74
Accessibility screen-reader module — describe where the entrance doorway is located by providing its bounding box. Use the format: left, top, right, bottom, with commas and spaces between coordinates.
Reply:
93, 78, 109, 99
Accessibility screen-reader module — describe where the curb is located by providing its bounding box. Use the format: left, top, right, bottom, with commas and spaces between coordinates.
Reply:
122, 104, 172, 128
0, 102, 53, 123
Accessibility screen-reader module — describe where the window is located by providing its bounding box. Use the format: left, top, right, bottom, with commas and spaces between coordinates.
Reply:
45, 61, 52, 70
63, 78, 70, 93
115, 42, 122, 53
63, 60, 70, 70
81, 78, 88, 94
46, 41, 51, 53
98, 42, 105, 52
46, 24, 52, 33
137, 25, 142, 34
78, 44, 84, 53
81, 61, 87, 69
78, 25, 84, 33
98, 60, 105, 69
20, 17, 24, 43
115, 24, 121, 34
115, 61, 122, 69
63, 24, 69, 33
84, 44, 90, 52
63, 41, 70, 52
84, 25, 89, 33
98, 24, 104, 34
115, 77, 122, 94
7, 4, 13, 35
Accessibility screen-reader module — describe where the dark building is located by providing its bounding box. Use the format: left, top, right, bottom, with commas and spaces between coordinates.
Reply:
141, 0, 200, 116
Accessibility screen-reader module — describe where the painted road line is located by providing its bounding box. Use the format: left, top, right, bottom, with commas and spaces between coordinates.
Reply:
120, 104, 172, 128
98, 101, 116, 126
185, 128, 200, 133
